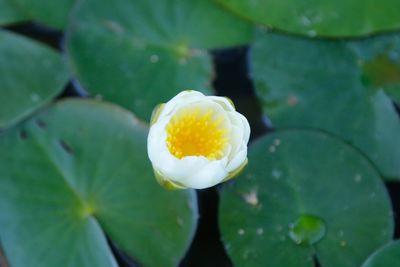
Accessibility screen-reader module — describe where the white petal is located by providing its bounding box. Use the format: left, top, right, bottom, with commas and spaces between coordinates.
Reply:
154, 155, 227, 188
227, 112, 244, 154
239, 113, 251, 143
171, 90, 205, 101
209, 96, 235, 111
226, 143, 247, 173
147, 119, 168, 163
226, 125, 241, 160
174, 158, 228, 189
158, 91, 205, 119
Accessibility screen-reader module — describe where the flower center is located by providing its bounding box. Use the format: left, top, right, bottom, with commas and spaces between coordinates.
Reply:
166, 107, 229, 160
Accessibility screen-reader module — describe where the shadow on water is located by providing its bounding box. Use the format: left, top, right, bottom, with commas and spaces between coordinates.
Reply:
5, 22, 62, 50
386, 182, 400, 238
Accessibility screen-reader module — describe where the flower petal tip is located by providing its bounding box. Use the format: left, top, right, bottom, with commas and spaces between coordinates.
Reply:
154, 169, 187, 190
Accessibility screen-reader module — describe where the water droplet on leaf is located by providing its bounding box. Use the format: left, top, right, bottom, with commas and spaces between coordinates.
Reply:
272, 169, 282, 180
150, 54, 159, 63
299, 16, 312, 26
307, 30, 317, 37
354, 174, 362, 183
288, 214, 326, 247
273, 139, 281, 146
30, 93, 40, 102
257, 227, 264, 235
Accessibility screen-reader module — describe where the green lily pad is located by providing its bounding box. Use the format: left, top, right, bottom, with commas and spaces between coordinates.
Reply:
0, 30, 68, 129
348, 33, 400, 104
12, 0, 74, 29
0, 0, 27, 25
66, 0, 253, 121
219, 130, 393, 267
216, 0, 400, 37
362, 241, 400, 267
0, 99, 198, 267
252, 30, 400, 180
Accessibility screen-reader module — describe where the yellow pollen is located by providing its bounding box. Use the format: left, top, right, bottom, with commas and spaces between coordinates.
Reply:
166, 107, 229, 160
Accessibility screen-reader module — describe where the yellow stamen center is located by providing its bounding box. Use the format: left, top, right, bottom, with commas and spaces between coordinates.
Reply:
166, 107, 229, 160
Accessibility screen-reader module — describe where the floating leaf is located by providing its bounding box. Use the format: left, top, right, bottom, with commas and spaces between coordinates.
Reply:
216, 0, 400, 37
252, 30, 400, 180
12, 0, 74, 29
0, 30, 68, 129
0, 99, 198, 267
219, 130, 393, 267
66, 0, 253, 121
362, 241, 400, 267
348, 33, 400, 104
0, 0, 27, 25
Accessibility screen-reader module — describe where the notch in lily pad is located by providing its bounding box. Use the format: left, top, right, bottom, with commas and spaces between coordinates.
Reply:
288, 214, 326, 247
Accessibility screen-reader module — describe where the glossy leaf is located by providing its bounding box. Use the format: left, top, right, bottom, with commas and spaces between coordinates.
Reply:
12, 0, 74, 29
66, 0, 253, 121
362, 241, 400, 267
0, 30, 68, 129
216, 0, 400, 37
219, 130, 393, 267
0, 99, 198, 267
252, 30, 400, 180
0, 0, 27, 25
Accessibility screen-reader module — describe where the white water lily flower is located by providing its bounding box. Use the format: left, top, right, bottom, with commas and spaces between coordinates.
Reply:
147, 90, 250, 189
